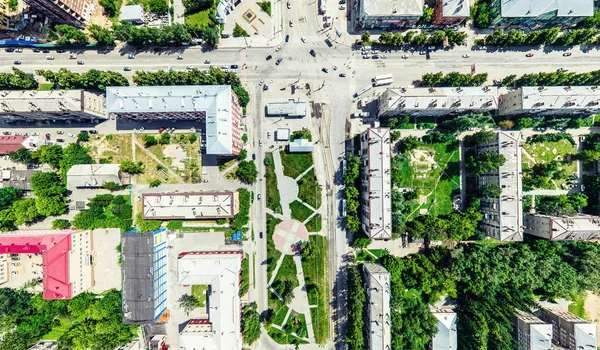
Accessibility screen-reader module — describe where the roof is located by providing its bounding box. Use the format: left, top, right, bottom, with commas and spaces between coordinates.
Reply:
0, 169, 35, 190
121, 232, 155, 324
515, 310, 552, 350
0, 231, 72, 299
142, 191, 239, 220
544, 309, 597, 348
275, 128, 290, 141
518, 86, 600, 110
66, 164, 121, 189
501, 0, 592, 17
431, 310, 458, 350
0, 90, 106, 117
105, 86, 237, 155
524, 214, 600, 240
121, 4, 144, 21
0, 136, 27, 155
361, 0, 423, 16
442, 0, 470, 17
362, 128, 392, 240
178, 251, 242, 350
288, 138, 314, 153
362, 263, 391, 350
266, 100, 307, 117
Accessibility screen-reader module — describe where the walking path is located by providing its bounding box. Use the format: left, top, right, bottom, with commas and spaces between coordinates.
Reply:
272, 151, 298, 217
132, 138, 185, 183
290, 255, 316, 343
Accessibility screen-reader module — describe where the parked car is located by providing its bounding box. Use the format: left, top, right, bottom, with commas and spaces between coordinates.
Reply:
339, 73, 346, 77
5, 48, 14, 52
285, 35, 290, 42
257, 194, 261, 200
259, 231, 264, 238
289, 20, 294, 27
322, 67, 328, 73
77, 60, 84, 65
563, 52, 572, 57
402, 54, 409, 59
13, 60, 21, 65
266, 55, 273, 60
56, 130, 64, 134
309, 49, 316, 57
46, 56, 54, 60
69, 54, 77, 59
32, 48, 40, 53
56, 138, 65, 143
252, 153, 256, 160
526, 53, 534, 57
45, 133, 51, 140
124, 67, 132, 71
128, 53, 135, 59
276, 58, 283, 65
230, 64, 239, 69
42, 49, 50, 53
89, 130, 97, 134
56, 49, 65, 53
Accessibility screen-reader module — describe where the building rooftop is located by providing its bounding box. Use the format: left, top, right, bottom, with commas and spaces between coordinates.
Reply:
361, 0, 423, 17
364, 128, 392, 240
178, 251, 243, 350
517, 86, 600, 110
380, 87, 498, 114
501, 0, 592, 17
106, 85, 237, 155
431, 309, 457, 350
66, 164, 122, 190
0, 136, 27, 155
142, 191, 239, 220
0, 169, 34, 190
525, 214, 600, 240
266, 100, 307, 117
121, 4, 144, 21
515, 309, 553, 350
362, 263, 391, 350
289, 138, 314, 153
442, 0, 470, 17
275, 128, 290, 141
121, 232, 155, 324
0, 90, 105, 116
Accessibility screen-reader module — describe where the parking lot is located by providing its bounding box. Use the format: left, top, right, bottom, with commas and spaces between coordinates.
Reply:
3, 253, 44, 289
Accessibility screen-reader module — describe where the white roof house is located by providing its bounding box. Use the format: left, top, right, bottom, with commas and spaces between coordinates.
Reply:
0, 90, 106, 120
442, 0, 470, 17
431, 310, 457, 350
142, 191, 239, 220
361, 0, 423, 18
288, 139, 314, 153
121, 4, 144, 23
499, 86, 600, 116
276, 128, 291, 141
514, 310, 552, 350
542, 308, 597, 350
362, 263, 391, 350
267, 100, 307, 117
524, 214, 600, 241
500, 0, 592, 17
178, 251, 242, 350
66, 164, 122, 190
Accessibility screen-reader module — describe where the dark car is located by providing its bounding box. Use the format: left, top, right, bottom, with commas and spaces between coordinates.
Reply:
259, 231, 264, 239
32, 48, 40, 53
56, 138, 65, 143
266, 55, 273, 60
285, 35, 290, 42
339, 73, 346, 77
45, 133, 51, 140
322, 67, 328, 73
89, 130, 98, 134
13, 60, 21, 65
252, 153, 256, 160
230, 64, 238, 69
263, 84, 269, 91
42, 50, 50, 53
5, 48, 14, 52
310, 49, 316, 57
276, 58, 282, 65
56, 49, 65, 53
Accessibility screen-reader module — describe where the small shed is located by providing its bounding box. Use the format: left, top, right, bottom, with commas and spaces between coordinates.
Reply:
121, 4, 145, 24
275, 128, 290, 141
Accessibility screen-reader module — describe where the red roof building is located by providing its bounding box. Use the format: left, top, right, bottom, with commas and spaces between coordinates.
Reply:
0, 136, 27, 155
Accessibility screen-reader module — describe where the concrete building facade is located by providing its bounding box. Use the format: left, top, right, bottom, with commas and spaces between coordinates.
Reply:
430, 309, 457, 350
24, 0, 94, 28
357, 0, 423, 28
362, 263, 391, 350
359, 128, 392, 240
499, 86, 600, 117
541, 309, 597, 349
142, 191, 239, 220
514, 310, 552, 350
476, 131, 523, 241
524, 214, 600, 240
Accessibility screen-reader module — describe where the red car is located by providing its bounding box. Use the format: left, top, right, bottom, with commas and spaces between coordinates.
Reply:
158, 127, 166, 133
526, 53, 534, 57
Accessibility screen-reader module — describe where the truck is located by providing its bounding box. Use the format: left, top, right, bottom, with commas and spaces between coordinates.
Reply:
373, 77, 394, 87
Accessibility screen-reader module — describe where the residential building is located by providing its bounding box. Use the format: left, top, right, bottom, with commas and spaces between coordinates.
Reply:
0, 0, 15, 30
24, 0, 94, 28
430, 309, 457, 350
524, 214, 600, 240
0, 230, 94, 299
0, 90, 106, 122
0, 169, 35, 191
357, 0, 423, 29
288, 138, 314, 153
122, 229, 168, 324
361, 263, 391, 350
266, 100, 307, 117
66, 164, 127, 190
121, 4, 144, 24
377, 87, 499, 117
106, 86, 242, 155
514, 310, 552, 350
476, 131, 523, 241
142, 191, 240, 220
433, 0, 469, 26
0, 135, 35, 155
489, 0, 592, 28
359, 128, 392, 240
499, 86, 600, 117
177, 251, 243, 350
541, 308, 597, 349
0, 254, 7, 285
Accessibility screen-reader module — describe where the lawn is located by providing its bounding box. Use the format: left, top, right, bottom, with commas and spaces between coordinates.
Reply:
269, 291, 288, 326
266, 214, 283, 282
301, 235, 329, 343
285, 311, 308, 339
38, 83, 54, 90
289, 200, 313, 222
280, 151, 313, 179
265, 153, 283, 214
185, 7, 215, 31
569, 294, 587, 320
88, 134, 132, 164
272, 255, 299, 291
135, 144, 180, 185
267, 326, 309, 345
136, 133, 201, 183
522, 139, 578, 189
305, 214, 322, 232
191, 285, 208, 307
297, 168, 322, 209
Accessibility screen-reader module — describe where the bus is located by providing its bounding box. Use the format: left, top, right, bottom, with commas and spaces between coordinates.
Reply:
372, 74, 393, 83
353, 84, 372, 98
373, 77, 393, 87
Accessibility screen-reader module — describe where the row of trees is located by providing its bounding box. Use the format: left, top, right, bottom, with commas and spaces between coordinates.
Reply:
536, 194, 588, 216
515, 69, 600, 87
36, 68, 129, 92
497, 115, 594, 130
241, 303, 261, 345
579, 133, 600, 163
346, 265, 366, 350
0, 68, 38, 90
406, 206, 483, 242
420, 71, 489, 87
377, 29, 468, 47
466, 151, 506, 175
343, 153, 361, 232
477, 28, 600, 47
133, 68, 250, 106
48, 24, 89, 45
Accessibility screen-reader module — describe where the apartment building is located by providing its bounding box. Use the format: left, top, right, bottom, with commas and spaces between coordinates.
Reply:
359, 128, 392, 240
362, 263, 391, 350
499, 86, 600, 117
524, 214, 600, 240
433, 0, 469, 25
514, 310, 552, 350
430, 309, 457, 350
476, 131, 523, 241
24, 0, 93, 28
106, 86, 242, 156
541, 309, 597, 349
489, 0, 592, 28
357, 0, 423, 29
142, 191, 240, 220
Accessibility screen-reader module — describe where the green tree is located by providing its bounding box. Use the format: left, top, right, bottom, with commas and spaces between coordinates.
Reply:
166, 220, 183, 230
30, 171, 67, 197
143, 135, 158, 147
183, 0, 213, 12
148, 0, 168, 13
361, 31, 371, 43
77, 131, 89, 143
467, 152, 506, 175
273, 279, 295, 304
233, 23, 250, 37
88, 24, 116, 45
473, 2, 490, 28
0, 187, 22, 211
149, 179, 162, 188
35, 196, 67, 217
31, 145, 63, 168
241, 303, 261, 345
98, 0, 120, 17
102, 181, 122, 191
203, 27, 220, 47
120, 160, 145, 174
8, 148, 33, 164
346, 265, 366, 350
11, 198, 39, 226
188, 134, 198, 143
238, 149, 248, 161
159, 132, 171, 145
179, 294, 199, 314
577, 149, 600, 162
479, 183, 502, 198
417, 6, 434, 24
242, 134, 248, 143
52, 219, 70, 229
236, 160, 258, 184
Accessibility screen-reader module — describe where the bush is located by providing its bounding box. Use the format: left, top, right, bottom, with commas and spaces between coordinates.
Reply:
257, 1, 271, 15
149, 180, 161, 187
166, 220, 183, 230
51, 219, 70, 229
159, 132, 171, 145
143, 135, 158, 147
120, 160, 145, 174
233, 23, 250, 37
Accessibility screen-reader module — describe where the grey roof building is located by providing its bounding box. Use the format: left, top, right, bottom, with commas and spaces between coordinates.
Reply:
288, 138, 314, 153
499, 86, 600, 117
476, 131, 523, 241
358, 0, 423, 28
121, 4, 144, 24
66, 164, 125, 190
524, 214, 600, 241
142, 191, 239, 220
0, 169, 35, 191
541, 308, 597, 349
267, 100, 307, 117
514, 310, 552, 350
121, 232, 155, 324
430, 309, 457, 350
362, 263, 391, 350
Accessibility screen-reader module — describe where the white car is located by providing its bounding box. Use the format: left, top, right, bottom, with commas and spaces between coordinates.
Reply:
287, 0, 291, 8
289, 20, 294, 27
68, 133, 75, 138
46, 56, 54, 60
275, 45, 282, 52
402, 54, 408, 59
259, 139, 263, 146
301, 37, 306, 43
380, 55, 387, 59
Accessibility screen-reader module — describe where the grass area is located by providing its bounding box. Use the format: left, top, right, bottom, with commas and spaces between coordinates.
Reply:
233, 22, 250, 37
128, 0, 167, 13
267, 326, 309, 345
301, 235, 329, 343
280, 151, 313, 179
38, 83, 54, 90
135, 144, 179, 185
41, 314, 86, 340
305, 214, 322, 232
257, 1, 271, 16
191, 285, 208, 307
185, 7, 215, 31
569, 294, 587, 320
297, 168, 322, 209
88, 134, 132, 164
285, 311, 308, 339
218, 157, 238, 171
266, 214, 283, 282
272, 304, 290, 326
136, 133, 201, 183
265, 153, 282, 214
289, 200, 313, 222
522, 139, 578, 189
268, 290, 287, 323
272, 255, 299, 293
369, 249, 390, 259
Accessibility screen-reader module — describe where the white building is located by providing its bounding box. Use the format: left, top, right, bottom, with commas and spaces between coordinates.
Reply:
377, 87, 499, 117
541, 308, 597, 350
178, 251, 243, 350
267, 100, 307, 118
430, 309, 457, 350
514, 310, 552, 350
476, 131, 523, 241
142, 191, 239, 220
121, 4, 144, 24
359, 128, 392, 240
66, 164, 124, 190
499, 86, 600, 117
362, 263, 391, 350
524, 214, 600, 240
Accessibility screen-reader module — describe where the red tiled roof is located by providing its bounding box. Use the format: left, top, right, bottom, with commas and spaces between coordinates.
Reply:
0, 233, 72, 299
0, 136, 27, 155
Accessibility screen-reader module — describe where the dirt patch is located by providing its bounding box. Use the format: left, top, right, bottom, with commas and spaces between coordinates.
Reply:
584, 291, 600, 338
